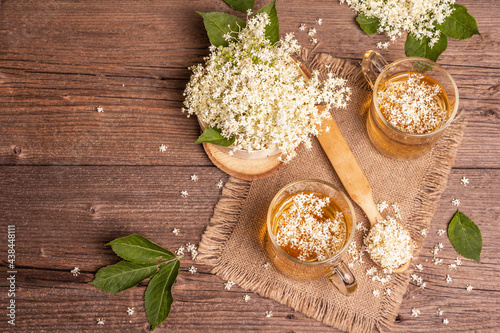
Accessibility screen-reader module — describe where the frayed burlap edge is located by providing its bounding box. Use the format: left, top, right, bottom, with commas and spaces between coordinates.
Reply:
198, 52, 466, 333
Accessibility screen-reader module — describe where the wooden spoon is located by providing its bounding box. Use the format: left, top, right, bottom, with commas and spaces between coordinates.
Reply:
316, 106, 412, 273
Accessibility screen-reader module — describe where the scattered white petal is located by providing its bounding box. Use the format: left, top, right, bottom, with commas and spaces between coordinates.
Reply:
445, 275, 452, 283
188, 266, 197, 274
451, 198, 460, 206
299, 23, 306, 31
172, 228, 180, 236
460, 177, 469, 187
308, 28, 317, 37
180, 191, 189, 198
127, 307, 134, 316
310, 38, 318, 44
373, 289, 380, 297
385, 288, 391, 296
216, 180, 224, 189
243, 295, 251, 302
265, 311, 273, 318
348, 262, 354, 268
443, 318, 449, 325
420, 282, 426, 289
262, 262, 270, 269
190, 174, 199, 181
71, 267, 80, 276
96, 318, 105, 325
437, 308, 444, 316
366, 267, 378, 276
176, 246, 185, 256
190, 249, 198, 260
97, 106, 104, 113
455, 257, 462, 266
411, 308, 420, 317
448, 263, 457, 270
316, 18, 323, 25
437, 229, 446, 236
159, 144, 167, 152
466, 284, 473, 292
224, 280, 235, 290
415, 264, 423, 271
432, 257, 443, 265
377, 201, 389, 213
421, 228, 428, 236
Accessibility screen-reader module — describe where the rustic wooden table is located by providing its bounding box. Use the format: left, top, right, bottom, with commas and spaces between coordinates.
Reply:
0, 0, 498, 332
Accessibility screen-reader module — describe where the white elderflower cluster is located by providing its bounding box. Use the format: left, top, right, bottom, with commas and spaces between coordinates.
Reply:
183, 13, 350, 162
275, 192, 347, 261
340, 0, 455, 47
364, 217, 412, 270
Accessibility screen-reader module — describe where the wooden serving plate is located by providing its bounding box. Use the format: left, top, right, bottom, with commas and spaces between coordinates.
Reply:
203, 143, 283, 181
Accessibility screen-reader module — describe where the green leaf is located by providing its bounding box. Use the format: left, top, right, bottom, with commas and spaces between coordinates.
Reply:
440, 4, 480, 40
256, 0, 279, 44
405, 32, 448, 62
355, 14, 380, 35
448, 210, 482, 263
89, 261, 159, 294
223, 0, 254, 13
145, 260, 180, 330
107, 234, 175, 264
197, 12, 246, 47
194, 126, 235, 147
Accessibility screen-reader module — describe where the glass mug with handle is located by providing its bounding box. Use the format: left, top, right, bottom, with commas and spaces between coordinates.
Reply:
361, 50, 460, 159
266, 179, 357, 296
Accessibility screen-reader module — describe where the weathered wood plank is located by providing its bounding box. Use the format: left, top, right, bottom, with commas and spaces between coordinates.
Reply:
0, 167, 498, 331
0, 0, 498, 168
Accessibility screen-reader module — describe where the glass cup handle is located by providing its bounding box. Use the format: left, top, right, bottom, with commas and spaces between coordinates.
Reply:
361, 50, 389, 89
325, 260, 357, 296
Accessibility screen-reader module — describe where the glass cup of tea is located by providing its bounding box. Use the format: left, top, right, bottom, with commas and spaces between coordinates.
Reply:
266, 179, 357, 295
361, 50, 460, 159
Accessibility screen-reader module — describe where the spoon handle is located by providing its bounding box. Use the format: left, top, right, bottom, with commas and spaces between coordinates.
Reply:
317, 108, 381, 227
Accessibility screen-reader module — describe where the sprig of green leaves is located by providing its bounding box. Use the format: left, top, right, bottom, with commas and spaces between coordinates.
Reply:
89, 234, 181, 331
447, 210, 482, 263
355, 4, 480, 61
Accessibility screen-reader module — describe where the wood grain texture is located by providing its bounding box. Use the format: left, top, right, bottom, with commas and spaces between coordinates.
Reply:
0, 167, 498, 332
0, 0, 498, 167
0, 0, 499, 332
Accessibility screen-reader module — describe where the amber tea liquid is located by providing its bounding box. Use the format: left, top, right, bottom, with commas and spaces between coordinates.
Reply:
367, 71, 451, 159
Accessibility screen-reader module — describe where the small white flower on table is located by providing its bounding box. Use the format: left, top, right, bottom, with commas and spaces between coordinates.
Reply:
437, 229, 446, 236
420, 282, 426, 289
216, 180, 224, 189
265, 311, 273, 318
71, 267, 80, 276
96, 318, 105, 325
308, 28, 317, 37
448, 263, 457, 270
316, 18, 323, 25
372, 290, 380, 297
451, 198, 460, 206
437, 308, 444, 316
443, 318, 449, 325
421, 228, 428, 236
172, 228, 180, 236
411, 308, 420, 317
466, 284, 473, 292
262, 262, 270, 269
445, 275, 452, 283
460, 176, 469, 186
180, 191, 189, 198
243, 295, 251, 302
159, 144, 167, 152
96, 106, 104, 113
224, 280, 235, 290
310, 38, 318, 44
415, 264, 423, 271
455, 257, 462, 266
190, 174, 198, 181
176, 246, 185, 256
188, 266, 197, 274
299, 23, 306, 31
127, 307, 134, 316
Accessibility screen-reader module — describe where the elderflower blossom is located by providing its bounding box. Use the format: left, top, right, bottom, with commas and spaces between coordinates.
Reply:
364, 217, 412, 270
339, 0, 455, 47
183, 13, 350, 162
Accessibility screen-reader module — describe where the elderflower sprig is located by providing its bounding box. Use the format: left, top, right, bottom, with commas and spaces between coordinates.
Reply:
342, 0, 479, 61
183, 12, 351, 162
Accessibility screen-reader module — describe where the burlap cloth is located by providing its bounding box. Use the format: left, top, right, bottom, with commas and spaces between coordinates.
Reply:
197, 51, 466, 332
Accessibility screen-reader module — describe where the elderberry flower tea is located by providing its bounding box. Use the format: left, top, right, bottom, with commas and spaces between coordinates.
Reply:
361, 51, 459, 159
266, 180, 357, 295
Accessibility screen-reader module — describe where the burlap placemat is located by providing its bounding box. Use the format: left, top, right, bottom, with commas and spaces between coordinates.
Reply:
197, 51, 466, 332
